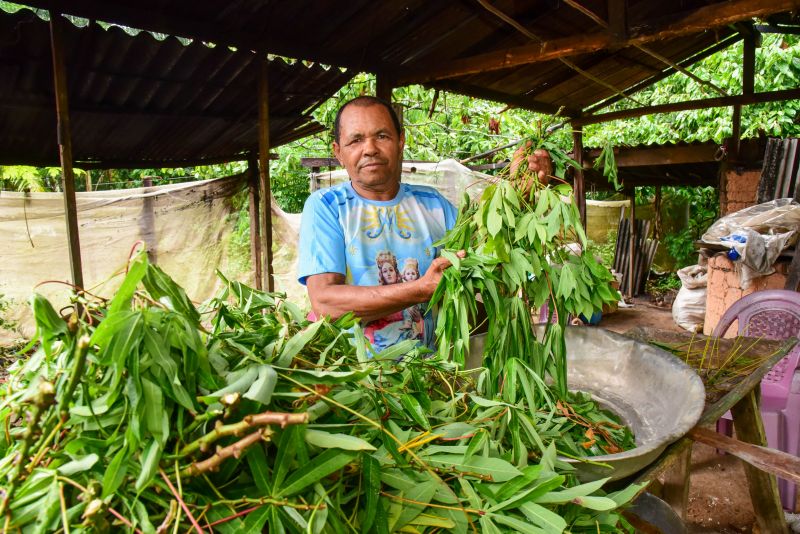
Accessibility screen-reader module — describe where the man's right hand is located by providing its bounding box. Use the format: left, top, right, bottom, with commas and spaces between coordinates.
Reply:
417, 250, 466, 299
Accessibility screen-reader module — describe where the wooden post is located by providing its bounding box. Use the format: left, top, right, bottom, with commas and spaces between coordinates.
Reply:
731, 387, 789, 534
85, 170, 92, 192
732, 35, 756, 160
661, 448, 692, 521
258, 55, 274, 292
247, 156, 263, 290
627, 188, 636, 298
572, 124, 586, 228
654, 185, 662, 240
49, 12, 83, 290
376, 74, 393, 102
140, 176, 157, 264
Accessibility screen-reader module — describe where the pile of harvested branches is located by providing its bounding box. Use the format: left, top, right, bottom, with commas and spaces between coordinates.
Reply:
0, 253, 641, 533
431, 133, 631, 457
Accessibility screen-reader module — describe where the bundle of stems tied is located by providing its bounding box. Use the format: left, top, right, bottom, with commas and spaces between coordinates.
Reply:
430, 125, 630, 451
0, 251, 642, 533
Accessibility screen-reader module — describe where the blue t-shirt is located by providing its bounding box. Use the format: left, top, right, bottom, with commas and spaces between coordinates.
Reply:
298, 181, 457, 351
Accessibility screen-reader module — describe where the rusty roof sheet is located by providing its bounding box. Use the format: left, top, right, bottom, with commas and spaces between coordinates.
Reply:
0, 9, 353, 167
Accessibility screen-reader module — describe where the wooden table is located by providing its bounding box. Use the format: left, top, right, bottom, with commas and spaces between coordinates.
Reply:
623, 327, 796, 534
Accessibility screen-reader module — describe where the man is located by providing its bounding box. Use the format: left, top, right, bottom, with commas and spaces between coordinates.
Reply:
297, 95, 550, 350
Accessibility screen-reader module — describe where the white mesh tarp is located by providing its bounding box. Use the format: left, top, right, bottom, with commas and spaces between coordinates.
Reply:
1, 160, 493, 342
1, 175, 247, 339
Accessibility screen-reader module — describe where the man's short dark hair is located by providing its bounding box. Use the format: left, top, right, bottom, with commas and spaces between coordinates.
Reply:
333, 95, 402, 143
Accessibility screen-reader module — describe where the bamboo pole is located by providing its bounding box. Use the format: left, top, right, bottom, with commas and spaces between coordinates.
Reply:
258, 56, 274, 292
48, 11, 83, 290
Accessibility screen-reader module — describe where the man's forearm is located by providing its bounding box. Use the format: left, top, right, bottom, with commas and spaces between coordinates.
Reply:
310, 279, 428, 323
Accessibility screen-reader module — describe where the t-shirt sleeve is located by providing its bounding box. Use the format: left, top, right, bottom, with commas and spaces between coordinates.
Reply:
297, 192, 346, 285
442, 196, 458, 231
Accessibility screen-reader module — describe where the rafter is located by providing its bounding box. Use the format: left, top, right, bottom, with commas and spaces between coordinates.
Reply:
574, 87, 800, 126
474, 0, 643, 106
398, 0, 800, 84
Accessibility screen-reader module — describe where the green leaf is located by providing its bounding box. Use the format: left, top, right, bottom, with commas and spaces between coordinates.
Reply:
305, 429, 376, 451
362, 453, 381, 532
56, 453, 99, 476
109, 253, 147, 313
534, 477, 610, 504
607, 482, 647, 506
440, 249, 462, 271
243, 364, 278, 405
101, 446, 129, 498
393, 480, 439, 531
491, 512, 546, 534
135, 440, 162, 491
241, 504, 272, 534
571, 495, 618, 511
271, 426, 300, 494
280, 449, 357, 497
425, 454, 522, 482
246, 445, 271, 494
519, 502, 568, 534
400, 393, 431, 431
275, 321, 324, 366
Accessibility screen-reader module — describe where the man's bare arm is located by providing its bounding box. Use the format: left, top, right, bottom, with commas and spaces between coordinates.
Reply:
306, 252, 463, 323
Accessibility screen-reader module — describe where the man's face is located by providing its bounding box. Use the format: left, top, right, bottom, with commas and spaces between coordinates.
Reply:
333, 104, 404, 198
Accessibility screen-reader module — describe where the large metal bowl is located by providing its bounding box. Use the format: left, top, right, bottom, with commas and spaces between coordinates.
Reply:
467, 327, 705, 481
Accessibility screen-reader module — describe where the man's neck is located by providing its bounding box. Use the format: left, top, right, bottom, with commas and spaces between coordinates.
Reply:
351, 181, 401, 202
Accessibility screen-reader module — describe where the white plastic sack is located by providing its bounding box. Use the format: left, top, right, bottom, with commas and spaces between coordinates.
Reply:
672, 265, 708, 332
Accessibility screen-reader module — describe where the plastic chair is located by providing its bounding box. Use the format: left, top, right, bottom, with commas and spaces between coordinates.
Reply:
714, 289, 800, 512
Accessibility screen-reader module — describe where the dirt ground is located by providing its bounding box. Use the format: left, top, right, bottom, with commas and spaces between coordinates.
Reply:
601, 298, 796, 533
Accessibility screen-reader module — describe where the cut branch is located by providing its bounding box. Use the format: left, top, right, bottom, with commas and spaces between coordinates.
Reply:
183, 430, 268, 477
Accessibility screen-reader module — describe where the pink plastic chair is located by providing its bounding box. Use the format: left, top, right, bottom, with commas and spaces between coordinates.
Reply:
714, 289, 800, 512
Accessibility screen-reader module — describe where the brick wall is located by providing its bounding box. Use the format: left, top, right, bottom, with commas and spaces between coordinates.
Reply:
703, 255, 789, 336
720, 168, 760, 215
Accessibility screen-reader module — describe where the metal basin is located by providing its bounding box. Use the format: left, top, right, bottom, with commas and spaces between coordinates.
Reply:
467, 327, 705, 481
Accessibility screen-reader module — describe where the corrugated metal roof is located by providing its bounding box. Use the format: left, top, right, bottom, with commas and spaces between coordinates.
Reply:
0, 9, 354, 167
17, 0, 796, 118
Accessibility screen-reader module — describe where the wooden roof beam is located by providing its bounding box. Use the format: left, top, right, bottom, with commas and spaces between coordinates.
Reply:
583, 142, 723, 167
574, 87, 800, 126
426, 80, 572, 116
584, 33, 742, 114
399, 0, 800, 84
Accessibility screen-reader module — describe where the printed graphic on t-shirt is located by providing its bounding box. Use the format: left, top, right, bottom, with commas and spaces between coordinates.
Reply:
298, 183, 457, 352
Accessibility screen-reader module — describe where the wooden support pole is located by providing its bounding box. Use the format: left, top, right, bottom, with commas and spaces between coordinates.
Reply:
661, 447, 692, 521
732, 35, 756, 159
376, 74, 393, 102
627, 188, 636, 298
731, 388, 789, 534
247, 156, 263, 290
48, 12, 83, 290
571, 124, 586, 227
258, 56, 274, 292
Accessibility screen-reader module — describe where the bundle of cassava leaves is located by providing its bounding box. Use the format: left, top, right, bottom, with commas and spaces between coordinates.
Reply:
430, 130, 630, 454
0, 253, 642, 533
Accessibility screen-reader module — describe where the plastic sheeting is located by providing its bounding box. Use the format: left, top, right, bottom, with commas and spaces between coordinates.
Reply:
1, 175, 247, 338
701, 198, 800, 287
311, 159, 493, 206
